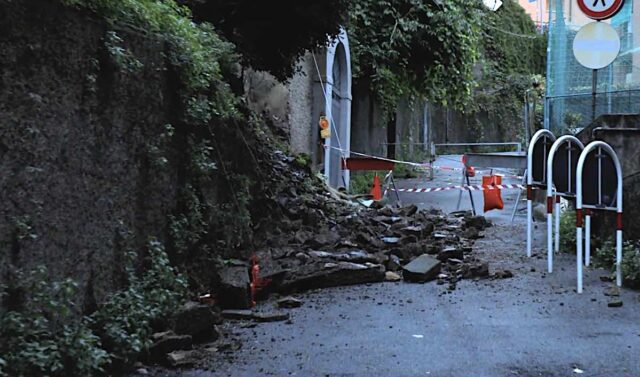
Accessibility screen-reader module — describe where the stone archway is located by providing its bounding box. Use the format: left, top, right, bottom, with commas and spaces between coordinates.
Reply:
323, 29, 352, 188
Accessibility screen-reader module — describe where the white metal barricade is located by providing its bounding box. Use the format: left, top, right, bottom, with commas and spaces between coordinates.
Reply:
546, 136, 584, 273
575, 141, 623, 293
527, 130, 556, 257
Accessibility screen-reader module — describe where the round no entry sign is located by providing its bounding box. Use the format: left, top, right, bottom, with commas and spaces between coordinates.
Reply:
577, 0, 624, 20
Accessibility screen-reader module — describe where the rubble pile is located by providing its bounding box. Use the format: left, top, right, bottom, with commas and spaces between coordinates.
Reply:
218, 196, 495, 309
146, 149, 507, 369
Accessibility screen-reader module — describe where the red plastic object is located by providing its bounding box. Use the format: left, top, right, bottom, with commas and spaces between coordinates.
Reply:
249, 255, 271, 307
482, 175, 504, 212
461, 155, 475, 177
370, 175, 383, 201
342, 157, 395, 171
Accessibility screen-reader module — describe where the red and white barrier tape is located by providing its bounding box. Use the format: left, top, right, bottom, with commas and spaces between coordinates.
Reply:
323, 145, 524, 179
393, 183, 526, 193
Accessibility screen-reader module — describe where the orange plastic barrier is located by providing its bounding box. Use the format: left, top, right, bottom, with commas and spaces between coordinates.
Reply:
370, 175, 383, 200
482, 175, 504, 212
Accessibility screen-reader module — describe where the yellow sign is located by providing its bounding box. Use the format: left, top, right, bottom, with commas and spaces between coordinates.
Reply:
319, 116, 330, 139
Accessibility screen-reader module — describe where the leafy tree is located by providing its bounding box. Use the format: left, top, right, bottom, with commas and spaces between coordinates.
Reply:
185, 0, 349, 80
468, 0, 547, 134
348, 0, 484, 112
482, 0, 547, 76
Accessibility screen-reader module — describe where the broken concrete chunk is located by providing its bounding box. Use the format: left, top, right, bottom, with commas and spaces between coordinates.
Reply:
378, 206, 396, 217
464, 262, 490, 279
604, 286, 620, 297
277, 296, 303, 308
608, 300, 623, 308
493, 269, 514, 279
173, 301, 220, 342
382, 237, 401, 245
385, 254, 402, 272
221, 309, 254, 320
437, 247, 464, 262
464, 215, 490, 230
166, 350, 198, 367
280, 261, 385, 292
149, 332, 192, 362
385, 271, 402, 282
402, 254, 441, 283
252, 311, 290, 322
221, 309, 289, 322
218, 266, 251, 309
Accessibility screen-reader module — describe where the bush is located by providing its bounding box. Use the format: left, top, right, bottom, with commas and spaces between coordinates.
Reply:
0, 239, 188, 376
558, 209, 577, 253
349, 171, 376, 195
93, 239, 188, 367
0, 268, 110, 377
595, 239, 640, 287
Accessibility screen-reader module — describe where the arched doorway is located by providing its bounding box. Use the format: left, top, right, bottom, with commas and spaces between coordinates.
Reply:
323, 29, 352, 188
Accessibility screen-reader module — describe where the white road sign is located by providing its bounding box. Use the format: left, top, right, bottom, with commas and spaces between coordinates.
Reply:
577, 0, 624, 21
572, 21, 620, 70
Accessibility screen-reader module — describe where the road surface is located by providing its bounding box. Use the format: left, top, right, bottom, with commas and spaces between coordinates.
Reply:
147, 156, 640, 377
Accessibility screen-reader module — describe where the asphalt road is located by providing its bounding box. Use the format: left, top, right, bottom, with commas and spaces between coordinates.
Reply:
148, 156, 640, 377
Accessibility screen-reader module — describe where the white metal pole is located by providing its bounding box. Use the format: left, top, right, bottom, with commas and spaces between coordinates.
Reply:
555, 197, 561, 252
547, 209, 553, 273
585, 214, 591, 267
527, 130, 556, 258
527, 199, 533, 257
616, 229, 623, 287
577, 225, 583, 293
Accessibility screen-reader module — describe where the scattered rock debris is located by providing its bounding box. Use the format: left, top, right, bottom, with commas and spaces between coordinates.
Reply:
385, 271, 402, 282
493, 270, 514, 279
277, 296, 303, 308
608, 300, 624, 308
604, 286, 620, 297
402, 254, 441, 283
245, 206, 490, 303
160, 199, 494, 369
221, 309, 290, 322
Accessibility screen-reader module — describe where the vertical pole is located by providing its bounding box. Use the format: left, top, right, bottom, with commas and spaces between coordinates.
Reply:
592, 69, 598, 122
555, 197, 561, 252
585, 214, 591, 267
577, 226, 583, 293
616, 210, 624, 287
455, 170, 465, 211
524, 91, 530, 147
466, 172, 477, 216
527, 198, 533, 257
616, 229, 623, 287
547, 194, 554, 272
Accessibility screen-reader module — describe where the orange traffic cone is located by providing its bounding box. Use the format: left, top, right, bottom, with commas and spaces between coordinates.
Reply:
370, 175, 383, 201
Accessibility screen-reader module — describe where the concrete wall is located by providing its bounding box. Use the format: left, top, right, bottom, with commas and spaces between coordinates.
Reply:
288, 56, 314, 155
243, 55, 315, 155
0, 0, 182, 310
349, 81, 387, 157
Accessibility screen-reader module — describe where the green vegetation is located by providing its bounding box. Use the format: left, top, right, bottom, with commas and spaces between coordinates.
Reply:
61, 0, 239, 125
0, 268, 110, 377
0, 240, 186, 376
468, 0, 547, 139
92, 239, 187, 368
558, 210, 577, 253
349, 171, 377, 195
348, 0, 483, 113
595, 240, 640, 288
